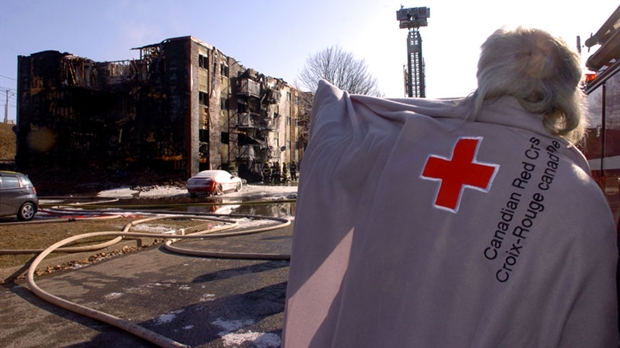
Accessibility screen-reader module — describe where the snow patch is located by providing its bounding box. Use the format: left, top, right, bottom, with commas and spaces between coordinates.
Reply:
220, 331, 281, 347
212, 318, 254, 333
155, 309, 184, 325
232, 217, 286, 228
212, 318, 280, 347
104, 292, 123, 300
129, 224, 179, 234
200, 293, 216, 302
156, 313, 176, 325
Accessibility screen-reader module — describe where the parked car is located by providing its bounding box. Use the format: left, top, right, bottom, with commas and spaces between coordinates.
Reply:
0, 170, 39, 221
187, 170, 243, 197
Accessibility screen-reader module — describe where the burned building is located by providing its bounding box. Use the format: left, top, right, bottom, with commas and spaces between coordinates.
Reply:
15, 36, 312, 182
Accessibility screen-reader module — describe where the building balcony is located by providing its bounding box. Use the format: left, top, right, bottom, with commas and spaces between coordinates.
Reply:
258, 118, 276, 131
236, 112, 260, 128
237, 78, 260, 98
262, 88, 281, 104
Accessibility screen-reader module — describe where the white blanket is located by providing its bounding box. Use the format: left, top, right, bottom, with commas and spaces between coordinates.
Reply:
283, 80, 618, 347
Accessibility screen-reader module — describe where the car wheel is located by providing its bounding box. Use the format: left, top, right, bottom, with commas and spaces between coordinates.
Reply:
190, 192, 197, 198
216, 184, 223, 195
235, 182, 241, 192
17, 202, 37, 221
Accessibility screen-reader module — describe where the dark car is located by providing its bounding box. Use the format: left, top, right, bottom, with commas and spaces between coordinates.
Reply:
0, 170, 39, 221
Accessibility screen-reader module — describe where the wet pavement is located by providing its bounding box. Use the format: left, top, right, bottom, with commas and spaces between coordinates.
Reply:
0, 220, 294, 348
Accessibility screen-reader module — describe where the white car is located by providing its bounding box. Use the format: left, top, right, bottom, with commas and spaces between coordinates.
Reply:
187, 170, 242, 197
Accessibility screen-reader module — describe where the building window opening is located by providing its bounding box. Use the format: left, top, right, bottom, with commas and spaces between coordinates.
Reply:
199, 92, 209, 105
198, 54, 208, 69
238, 102, 247, 113
221, 97, 229, 110
220, 64, 229, 76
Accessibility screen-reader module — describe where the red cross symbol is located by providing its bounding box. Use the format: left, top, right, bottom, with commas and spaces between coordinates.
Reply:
421, 137, 499, 213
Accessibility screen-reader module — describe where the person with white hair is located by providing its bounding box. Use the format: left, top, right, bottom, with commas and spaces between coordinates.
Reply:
471, 27, 586, 144
283, 27, 617, 347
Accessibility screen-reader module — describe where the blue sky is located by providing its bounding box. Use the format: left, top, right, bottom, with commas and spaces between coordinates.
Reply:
1, 0, 617, 122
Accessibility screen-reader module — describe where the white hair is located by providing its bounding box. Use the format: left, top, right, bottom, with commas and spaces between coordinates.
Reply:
470, 27, 586, 144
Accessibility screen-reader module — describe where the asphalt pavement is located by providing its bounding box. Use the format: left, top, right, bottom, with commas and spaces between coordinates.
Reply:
0, 220, 294, 348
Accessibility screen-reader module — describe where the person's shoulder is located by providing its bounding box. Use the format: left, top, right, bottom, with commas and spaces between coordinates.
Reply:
555, 165, 615, 232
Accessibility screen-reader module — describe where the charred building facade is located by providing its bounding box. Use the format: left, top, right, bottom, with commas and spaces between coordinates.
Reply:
16, 36, 311, 181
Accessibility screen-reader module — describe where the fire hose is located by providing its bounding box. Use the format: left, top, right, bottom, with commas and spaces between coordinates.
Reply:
3, 203, 292, 348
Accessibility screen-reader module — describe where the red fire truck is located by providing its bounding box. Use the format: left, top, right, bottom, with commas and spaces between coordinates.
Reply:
582, 5, 620, 228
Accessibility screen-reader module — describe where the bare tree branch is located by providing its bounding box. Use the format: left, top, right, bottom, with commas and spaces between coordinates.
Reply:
298, 45, 382, 97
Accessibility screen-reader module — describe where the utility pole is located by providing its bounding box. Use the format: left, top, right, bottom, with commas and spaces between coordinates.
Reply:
396, 6, 430, 98
4, 89, 9, 123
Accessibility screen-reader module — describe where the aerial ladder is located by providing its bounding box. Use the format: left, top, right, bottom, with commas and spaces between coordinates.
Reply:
397, 6, 430, 98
